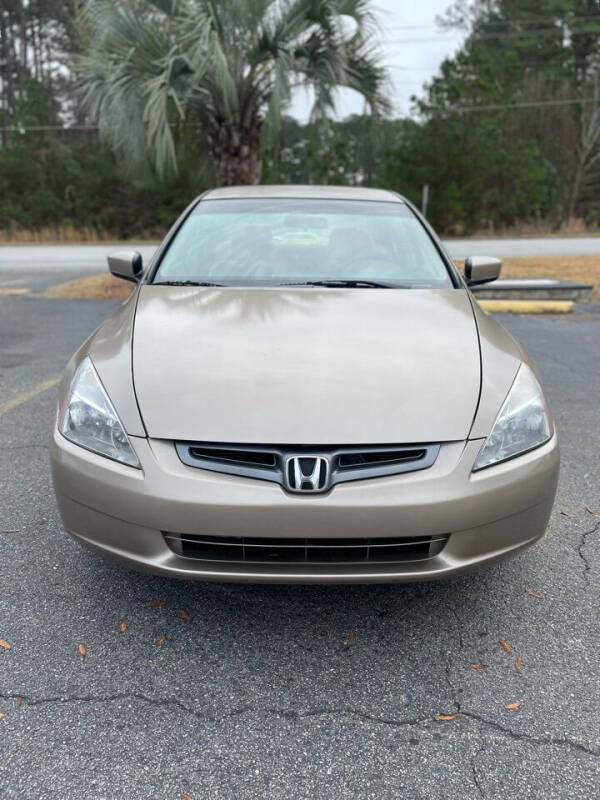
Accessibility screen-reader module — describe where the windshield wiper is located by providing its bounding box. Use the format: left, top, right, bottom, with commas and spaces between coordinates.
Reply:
153, 280, 225, 287
280, 279, 394, 289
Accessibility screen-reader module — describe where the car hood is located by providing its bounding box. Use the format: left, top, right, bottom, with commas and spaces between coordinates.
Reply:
132, 286, 480, 444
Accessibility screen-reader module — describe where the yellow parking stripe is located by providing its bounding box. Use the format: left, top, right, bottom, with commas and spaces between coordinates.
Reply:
0, 288, 30, 296
0, 377, 60, 416
478, 299, 574, 314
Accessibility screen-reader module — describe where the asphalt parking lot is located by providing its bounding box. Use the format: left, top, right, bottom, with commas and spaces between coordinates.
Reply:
0, 286, 599, 799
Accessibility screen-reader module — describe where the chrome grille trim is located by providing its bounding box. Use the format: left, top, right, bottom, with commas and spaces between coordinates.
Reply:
175, 442, 440, 490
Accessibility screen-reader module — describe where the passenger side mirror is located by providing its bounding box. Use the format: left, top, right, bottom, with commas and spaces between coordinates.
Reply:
107, 250, 143, 283
464, 256, 501, 286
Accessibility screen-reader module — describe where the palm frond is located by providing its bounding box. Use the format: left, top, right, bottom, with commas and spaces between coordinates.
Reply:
76, 0, 389, 182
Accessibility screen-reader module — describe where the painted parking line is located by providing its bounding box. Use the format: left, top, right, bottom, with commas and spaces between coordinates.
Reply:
0, 377, 60, 416
0, 287, 30, 296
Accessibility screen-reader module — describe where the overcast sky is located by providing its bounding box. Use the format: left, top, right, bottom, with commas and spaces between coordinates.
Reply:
290, 0, 466, 121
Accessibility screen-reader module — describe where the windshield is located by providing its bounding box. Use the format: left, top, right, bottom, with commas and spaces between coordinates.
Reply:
152, 198, 453, 288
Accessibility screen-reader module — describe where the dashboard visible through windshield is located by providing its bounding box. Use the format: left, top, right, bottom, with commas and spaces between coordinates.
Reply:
152, 198, 454, 288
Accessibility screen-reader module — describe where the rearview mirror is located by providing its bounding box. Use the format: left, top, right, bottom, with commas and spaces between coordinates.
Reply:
107, 250, 143, 283
464, 256, 501, 286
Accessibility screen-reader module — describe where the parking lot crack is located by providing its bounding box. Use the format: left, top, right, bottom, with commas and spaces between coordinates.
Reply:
460, 711, 599, 757
578, 521, 599, 582
471, 744, 486, 799
2, 692, 599, 756
445, 657, 461, 712
451, 606, 466, 651
444, 605, 465, 712
0, 691, 250, 723
272, 708, 599, 756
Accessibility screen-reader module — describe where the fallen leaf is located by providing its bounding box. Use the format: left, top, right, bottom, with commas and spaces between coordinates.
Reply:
470, 662, 488, 670
181, 794, 193, 800
515, 657, 523, 671
179, 610, 192, 621
17, 697, 24, 706
560, 511, 575, 518
436, 713, 460, 721
78, 643, 87, 657
0, 712, 5, 719
120, 620, 127, 633
585, 506, 599, 517
499, 639, 512, 655
525, 588, 544, 599
151, 601, 166, 609
0, 639, 11, 651
505, 701, 521, 710
154, 636, 166, 647
347, 632, 355, 644
1, 529, 20, 533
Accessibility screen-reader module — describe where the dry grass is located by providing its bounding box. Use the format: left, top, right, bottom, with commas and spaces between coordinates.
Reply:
1, 226, 117, 244
44, 273, 134, 300
468, 217, 595, 237
43, 254, 600, 301
0, 226, 160, 243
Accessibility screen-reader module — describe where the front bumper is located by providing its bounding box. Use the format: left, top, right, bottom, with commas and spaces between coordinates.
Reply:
51, 432, 559, 583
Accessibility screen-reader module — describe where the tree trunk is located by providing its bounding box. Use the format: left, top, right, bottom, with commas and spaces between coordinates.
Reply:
210, 120, 263, 186
568, 152, 585, 220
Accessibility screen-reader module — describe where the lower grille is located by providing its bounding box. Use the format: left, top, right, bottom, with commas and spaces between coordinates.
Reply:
163, 533, 449, 565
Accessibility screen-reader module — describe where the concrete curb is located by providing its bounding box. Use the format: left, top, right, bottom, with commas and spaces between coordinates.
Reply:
478, 299, 574, 314
472, 278, 592, 302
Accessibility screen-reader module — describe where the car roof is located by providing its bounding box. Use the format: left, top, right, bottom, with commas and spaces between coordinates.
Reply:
203, 185, 405, 203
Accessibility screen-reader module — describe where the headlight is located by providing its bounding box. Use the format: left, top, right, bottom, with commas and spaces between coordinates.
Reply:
61, 357, 140, 468
473, 363, 553, 471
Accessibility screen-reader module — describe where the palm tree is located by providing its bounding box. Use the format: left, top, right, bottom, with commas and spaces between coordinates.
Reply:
76, 0, 389, 185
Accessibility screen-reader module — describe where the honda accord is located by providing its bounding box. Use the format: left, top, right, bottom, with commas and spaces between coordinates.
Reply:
51, 185, 559, 582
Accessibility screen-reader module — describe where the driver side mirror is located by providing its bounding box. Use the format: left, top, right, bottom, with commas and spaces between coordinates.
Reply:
107, 250, 143, 283
464, 256, 501, 286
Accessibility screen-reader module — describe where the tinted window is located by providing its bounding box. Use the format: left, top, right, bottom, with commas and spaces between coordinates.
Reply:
153, 198, 452, 288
